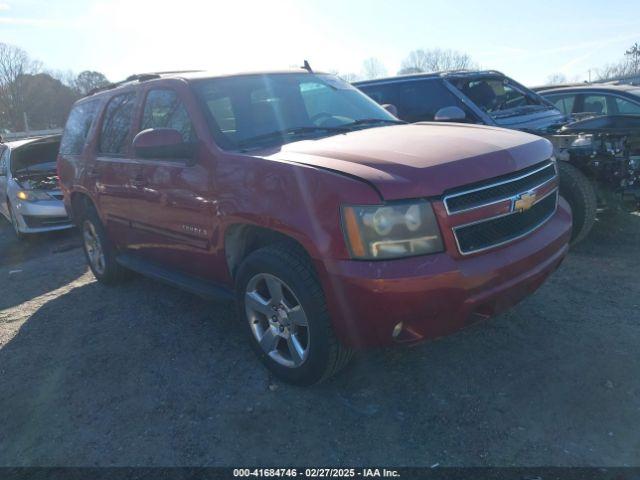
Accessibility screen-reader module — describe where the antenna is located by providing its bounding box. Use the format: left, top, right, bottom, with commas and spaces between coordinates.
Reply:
302, 60, 313, 73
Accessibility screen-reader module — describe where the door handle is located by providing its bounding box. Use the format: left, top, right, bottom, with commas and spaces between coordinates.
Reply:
86, 167, 99, 178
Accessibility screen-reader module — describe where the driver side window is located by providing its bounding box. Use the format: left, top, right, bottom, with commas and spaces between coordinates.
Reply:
141, 89, 196, 142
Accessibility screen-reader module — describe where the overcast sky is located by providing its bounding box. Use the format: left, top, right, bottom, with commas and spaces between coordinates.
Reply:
1, 0, 639, 86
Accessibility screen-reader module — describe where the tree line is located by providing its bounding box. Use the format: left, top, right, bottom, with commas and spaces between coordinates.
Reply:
351, 42, 640, 86
337, 48, 476, 82
2, 40, 638, 133
545, 41, 640, 86
0, 42, 110, 133
595, 42, 640, 82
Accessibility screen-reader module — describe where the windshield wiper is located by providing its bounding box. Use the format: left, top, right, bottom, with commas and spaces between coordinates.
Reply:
237, 126, 348, 147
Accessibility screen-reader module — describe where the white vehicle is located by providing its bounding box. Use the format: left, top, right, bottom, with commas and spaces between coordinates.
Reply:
0, 135, 72, 239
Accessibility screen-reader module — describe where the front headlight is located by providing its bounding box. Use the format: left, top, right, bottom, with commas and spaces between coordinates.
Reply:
341, 200, 444, 260
16, 190, 52, 202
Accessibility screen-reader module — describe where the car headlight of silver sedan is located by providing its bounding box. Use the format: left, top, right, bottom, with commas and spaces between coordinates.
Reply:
341, 200, 444, 260
16, 190, 53, 202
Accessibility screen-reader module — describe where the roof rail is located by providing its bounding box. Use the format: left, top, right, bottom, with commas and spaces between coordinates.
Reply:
143, 69, 204, 75
441, 69, 505, 77
85, 70, 204, 97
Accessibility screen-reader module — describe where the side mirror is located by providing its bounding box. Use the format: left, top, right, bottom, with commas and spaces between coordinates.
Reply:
133, 128, 196, 163
382, 103, 399, 117
434, 106, 466, 122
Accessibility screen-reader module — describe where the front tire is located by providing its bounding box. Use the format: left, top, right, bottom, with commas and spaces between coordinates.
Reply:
236, 244, 353, 385
558, 161, 597, 245
81, 205, 126, 284
7, 201, 26, 241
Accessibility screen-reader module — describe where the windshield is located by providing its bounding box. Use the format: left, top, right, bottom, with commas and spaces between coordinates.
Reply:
192, 73, 399, 150
453, 77, 552, 119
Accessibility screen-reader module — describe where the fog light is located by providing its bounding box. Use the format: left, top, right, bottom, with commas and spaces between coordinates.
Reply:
392, 322, 404, 338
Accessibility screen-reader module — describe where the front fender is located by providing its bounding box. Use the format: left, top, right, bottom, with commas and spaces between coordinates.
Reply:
215, 153, 381, 261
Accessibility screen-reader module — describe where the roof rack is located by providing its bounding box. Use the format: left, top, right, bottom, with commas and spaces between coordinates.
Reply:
441, 69, 506, 77
85, 70, 204, 97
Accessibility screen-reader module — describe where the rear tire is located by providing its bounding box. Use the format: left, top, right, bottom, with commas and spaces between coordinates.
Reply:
236, 244, 353, 385
558, 161, 597, 245
80, 204, 126, 284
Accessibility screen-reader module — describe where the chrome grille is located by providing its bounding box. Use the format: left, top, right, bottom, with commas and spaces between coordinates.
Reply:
454, 191, 558, 254
444, 160, 559, 255
444, 160, 556, 214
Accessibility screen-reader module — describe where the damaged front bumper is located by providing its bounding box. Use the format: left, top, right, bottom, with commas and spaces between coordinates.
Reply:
544, 115, 640, 204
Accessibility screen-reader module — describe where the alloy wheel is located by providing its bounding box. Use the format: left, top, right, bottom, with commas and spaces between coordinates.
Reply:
83, 220, 106, 275
244, 273, 310, 368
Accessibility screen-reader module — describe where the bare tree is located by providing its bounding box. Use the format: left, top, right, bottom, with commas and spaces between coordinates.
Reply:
48, 69, 78, 88
625, 42, 640, 75
336, 72, 361, 82
0, 42, 41, 131
74, 70, 110, 95
546, 73, 568, 85
398, 48, 475, 74
594, 41, 640, 82
361, 57, 387, 80
596, 60, 634, 81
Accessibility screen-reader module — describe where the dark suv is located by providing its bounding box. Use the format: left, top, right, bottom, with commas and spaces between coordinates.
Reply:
58, 70, 571, 384
356, 70, 635, 244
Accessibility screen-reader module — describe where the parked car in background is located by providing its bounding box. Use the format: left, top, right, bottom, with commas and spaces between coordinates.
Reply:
355, 70, 566, 133
0, 135, 72, 239
535, 84, 640, 116
535, 83, 640, 214
58, 69, 571, 385
356, 71, 640, 244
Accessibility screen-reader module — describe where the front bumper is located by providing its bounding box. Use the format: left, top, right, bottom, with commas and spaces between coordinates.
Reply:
12, 198, 73, 234
317, 197, 572, 348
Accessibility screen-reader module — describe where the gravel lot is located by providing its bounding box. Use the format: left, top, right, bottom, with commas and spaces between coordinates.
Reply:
0, 210, 639, 467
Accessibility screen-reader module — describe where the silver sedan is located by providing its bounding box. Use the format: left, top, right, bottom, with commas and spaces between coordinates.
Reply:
0, 135, 72, 239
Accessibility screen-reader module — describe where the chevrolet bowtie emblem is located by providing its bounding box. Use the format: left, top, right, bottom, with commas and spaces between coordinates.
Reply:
514, 192, 536, 212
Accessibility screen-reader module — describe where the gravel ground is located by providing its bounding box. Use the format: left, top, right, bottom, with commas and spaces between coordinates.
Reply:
0, 211, 639, 467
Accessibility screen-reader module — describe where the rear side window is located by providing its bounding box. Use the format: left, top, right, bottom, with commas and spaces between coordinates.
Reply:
99, 92, 137, 155
60, 100, 99, 155
141, 89, 196, 142
546, 93, 576, 115
581, 95, 609, 115
614, 97, 640, 114
361, 79, 471, 122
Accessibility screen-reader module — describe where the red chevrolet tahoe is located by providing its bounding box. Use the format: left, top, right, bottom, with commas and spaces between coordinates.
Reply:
57, 70, 572, 385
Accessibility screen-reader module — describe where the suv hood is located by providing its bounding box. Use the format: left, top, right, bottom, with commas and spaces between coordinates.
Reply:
264, 123, 552, 200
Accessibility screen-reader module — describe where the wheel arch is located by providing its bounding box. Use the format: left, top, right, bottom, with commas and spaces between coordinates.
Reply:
69, 191, 97, 225
224, 223, 316, 279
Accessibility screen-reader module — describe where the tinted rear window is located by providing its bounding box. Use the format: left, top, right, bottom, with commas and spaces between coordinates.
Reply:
360, 79, 471, 122
60, 100, 99, 155
98, 92, 137, 155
